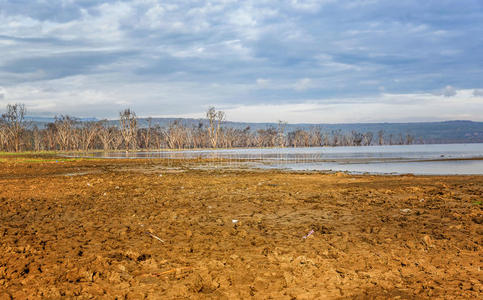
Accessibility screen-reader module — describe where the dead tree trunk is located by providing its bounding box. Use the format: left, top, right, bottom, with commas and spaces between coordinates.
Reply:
119, 109, 138, 152
2, 103, 28, 152
206, 107, 225, 148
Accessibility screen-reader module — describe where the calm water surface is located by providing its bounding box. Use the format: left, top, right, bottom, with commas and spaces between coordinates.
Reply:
82, 143, 483, 175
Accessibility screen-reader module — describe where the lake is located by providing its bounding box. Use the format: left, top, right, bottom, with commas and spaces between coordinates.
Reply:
82, 143, 483, 175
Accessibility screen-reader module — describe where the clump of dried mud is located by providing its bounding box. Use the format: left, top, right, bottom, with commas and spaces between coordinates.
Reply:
0, 157, 482, 299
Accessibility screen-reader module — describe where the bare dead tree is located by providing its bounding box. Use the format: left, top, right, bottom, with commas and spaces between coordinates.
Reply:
139, 117, 152, 149
332, 129, 343, 146
152, 125, 165, 149
363, 131, 374, 146
0, 103, 427, 151
32, 125, 42, 151
55, 115, 76, 151
119, 109, 138, 152
291, 129, 301, 148
2, 103, 28, 152
377, 130, 385, 145
191, 122, 206, 148
349, 130, 364, 146
98, 120, 121, 151
165, 120, 188, 149
98, 121, 112, 151
239, 126, 252, 147
321, 131, 330, 146
206, 107, 225, 148
254, 130, 264, 147
79, 121, 99, 152
406, 133, 414, 145
44, 123, 57, 150
388, 134, 394, 145
309, 126, 322, 146
289, 129, 310, 148
111, 130, 124, 151
0, 119, 8, 151
265, 126, 278, 147
277, 120, 287, 147
221, 127, 238, 148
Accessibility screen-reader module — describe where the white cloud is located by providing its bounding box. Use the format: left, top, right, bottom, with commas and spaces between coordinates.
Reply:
435, 85, 457, 97
315, 54, 361, 71
1, 74, 482, 123
0, 74, 253, 117
290, 0, 333, 12
256, 78, 270, 88
221, 90, 483, 123
294, 78, 313, 91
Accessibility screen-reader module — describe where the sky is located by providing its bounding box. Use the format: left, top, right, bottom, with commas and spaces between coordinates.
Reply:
0, 0, 483, 123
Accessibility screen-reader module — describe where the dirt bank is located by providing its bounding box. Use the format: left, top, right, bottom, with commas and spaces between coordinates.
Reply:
0, 157, 482, 299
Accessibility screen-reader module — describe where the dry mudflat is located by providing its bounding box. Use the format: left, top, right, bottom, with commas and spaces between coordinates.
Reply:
0, 156, 482, 299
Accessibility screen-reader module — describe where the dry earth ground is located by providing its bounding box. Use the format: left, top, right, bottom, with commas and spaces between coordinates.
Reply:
0, 157, 482, 299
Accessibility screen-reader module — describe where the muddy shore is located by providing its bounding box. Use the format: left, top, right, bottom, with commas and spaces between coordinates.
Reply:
0, 157, 482, 299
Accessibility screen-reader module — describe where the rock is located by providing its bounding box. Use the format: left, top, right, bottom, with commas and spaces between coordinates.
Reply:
422, 235, 432, 248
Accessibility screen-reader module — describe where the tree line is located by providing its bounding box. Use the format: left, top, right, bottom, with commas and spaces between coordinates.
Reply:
0, 103, 416, 152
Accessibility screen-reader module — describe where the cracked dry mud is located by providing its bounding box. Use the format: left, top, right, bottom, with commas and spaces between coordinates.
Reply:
0, 158, 482, 299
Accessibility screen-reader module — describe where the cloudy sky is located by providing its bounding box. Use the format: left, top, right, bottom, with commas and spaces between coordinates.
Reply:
1, 0, 483, 123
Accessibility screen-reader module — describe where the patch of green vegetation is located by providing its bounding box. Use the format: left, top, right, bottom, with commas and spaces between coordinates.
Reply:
19, 158, 78, 163
0, 151, 99, 163
473, 200, 482, 206
0, 151, 58, 156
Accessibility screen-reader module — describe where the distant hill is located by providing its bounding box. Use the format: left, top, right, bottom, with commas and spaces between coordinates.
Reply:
26, 116, 483, 144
